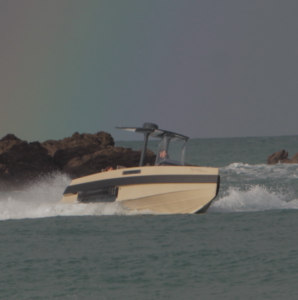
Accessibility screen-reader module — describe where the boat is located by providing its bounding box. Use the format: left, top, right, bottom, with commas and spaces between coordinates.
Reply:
60, 123, 220, 214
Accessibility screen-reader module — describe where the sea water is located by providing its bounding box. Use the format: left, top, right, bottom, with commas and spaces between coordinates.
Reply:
1, 136, 298, 299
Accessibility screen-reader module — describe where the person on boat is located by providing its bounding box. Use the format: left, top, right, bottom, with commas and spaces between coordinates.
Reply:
159, 150, 167, 158
105, 166, 114, 171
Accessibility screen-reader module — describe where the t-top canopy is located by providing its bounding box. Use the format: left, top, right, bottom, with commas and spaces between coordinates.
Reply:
115, 123, 189, 140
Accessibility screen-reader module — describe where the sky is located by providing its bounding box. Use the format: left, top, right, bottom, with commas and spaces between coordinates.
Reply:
1, 0, 298, 142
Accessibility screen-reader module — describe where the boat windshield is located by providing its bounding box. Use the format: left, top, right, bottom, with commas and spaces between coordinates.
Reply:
155, 135, 187, 166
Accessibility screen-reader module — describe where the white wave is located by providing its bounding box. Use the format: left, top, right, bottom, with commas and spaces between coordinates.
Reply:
209, 185, 298, 213
0, 173, 153, 221
221, 162, 298, 180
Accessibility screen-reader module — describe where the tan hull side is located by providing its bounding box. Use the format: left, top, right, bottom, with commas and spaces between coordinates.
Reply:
60, 193, 78, 204
117, 183, 214, 201
119, 184, 217, 214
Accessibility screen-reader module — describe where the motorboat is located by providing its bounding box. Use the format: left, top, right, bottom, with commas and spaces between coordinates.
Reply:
60, 123, 220, 214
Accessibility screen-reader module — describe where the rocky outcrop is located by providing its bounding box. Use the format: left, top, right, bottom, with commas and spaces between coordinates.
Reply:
0, 134, 26, 155
0, 132, 156, 191
42, 131, 115, 156
41, 132, 155, 177
0, 139, 59, 190
267, 150, 290, 164
59, 147, 155, 178
289, 152, 298, 164
267, 149, 298, 164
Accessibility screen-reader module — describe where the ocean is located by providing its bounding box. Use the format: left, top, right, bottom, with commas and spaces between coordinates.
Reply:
1, 136, 298, 299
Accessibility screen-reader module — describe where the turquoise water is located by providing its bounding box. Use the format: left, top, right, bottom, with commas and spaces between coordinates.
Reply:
1, 136, 298, 299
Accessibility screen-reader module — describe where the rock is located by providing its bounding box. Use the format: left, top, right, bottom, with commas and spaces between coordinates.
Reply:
42, 131, 114, 156
43, 131, 155, 178
0, 134, 26, 155
267, 149, 298, 164
0, 141, 59, 190
62, 147, 155, 178
267, 150, 290, 164
289, 152, 298, 164
0, 131, 156, 190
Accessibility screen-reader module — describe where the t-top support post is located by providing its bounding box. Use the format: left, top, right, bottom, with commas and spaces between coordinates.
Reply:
140, 132, 150, 166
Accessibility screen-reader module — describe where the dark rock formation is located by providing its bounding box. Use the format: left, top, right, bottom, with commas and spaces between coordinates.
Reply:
267, 150, 298, 165
267, 150, 290, 164
0, 139, 59, 190
42, 131, 115, 156
41, 131, 154, 177
60, 147, 155, 179
289, 152, 298, 164
0, 132, 156, 190
0, 134, 26, 155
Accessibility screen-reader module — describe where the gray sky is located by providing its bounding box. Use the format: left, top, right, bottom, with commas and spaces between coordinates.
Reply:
1, 0, 298, 141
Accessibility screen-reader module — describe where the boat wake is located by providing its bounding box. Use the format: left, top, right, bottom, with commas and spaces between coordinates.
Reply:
208, 163, 298, 212
220, 162, 298, 181
1, 163, 298, 220
210, 162, 298, 213
210, 185, 298, 213
0, 174, 155, 221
